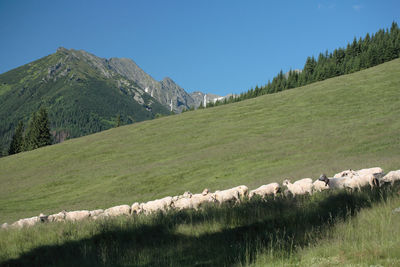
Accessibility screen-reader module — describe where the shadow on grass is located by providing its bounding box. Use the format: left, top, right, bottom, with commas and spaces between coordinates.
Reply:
2, 185, 398, 267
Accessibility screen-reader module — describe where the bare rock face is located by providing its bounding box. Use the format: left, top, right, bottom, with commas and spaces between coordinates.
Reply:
55, 48, 197, 113
107, 57, 196, 112
190, 91, 224, 107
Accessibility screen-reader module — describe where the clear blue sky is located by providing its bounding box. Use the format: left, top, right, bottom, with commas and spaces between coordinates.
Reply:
0, 0, 399, 96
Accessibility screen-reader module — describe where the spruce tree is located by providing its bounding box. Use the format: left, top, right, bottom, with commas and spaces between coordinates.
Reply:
116, 114, 121, 127
8, 121, 24, 155
36, 107, 52, 147
24, 107, 52, 151
24, 111, 39, 151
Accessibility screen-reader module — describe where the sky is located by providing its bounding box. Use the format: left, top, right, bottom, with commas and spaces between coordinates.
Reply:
0, 0, 399, 96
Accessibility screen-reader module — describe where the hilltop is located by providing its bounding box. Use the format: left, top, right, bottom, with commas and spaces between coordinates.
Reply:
0, 58, 399, 223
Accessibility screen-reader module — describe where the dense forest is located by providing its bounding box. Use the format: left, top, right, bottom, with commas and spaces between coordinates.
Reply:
206, 21, 400, 108
8, 107, 52, 155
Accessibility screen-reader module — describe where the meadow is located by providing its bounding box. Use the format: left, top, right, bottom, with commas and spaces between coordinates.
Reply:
0, 58, 399, 224
1, 184, 399, 266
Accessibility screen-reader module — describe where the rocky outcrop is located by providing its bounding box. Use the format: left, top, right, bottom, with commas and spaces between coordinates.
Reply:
107, 57, 196, 112
53, 47, 197, 113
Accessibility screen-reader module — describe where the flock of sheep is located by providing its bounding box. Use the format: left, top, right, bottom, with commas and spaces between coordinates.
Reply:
2, 167, 400, 230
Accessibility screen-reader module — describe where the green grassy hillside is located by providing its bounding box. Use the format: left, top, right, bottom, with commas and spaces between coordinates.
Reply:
1, 59, 400, 223
1, 184, 399, 265
249, 188, 400, 266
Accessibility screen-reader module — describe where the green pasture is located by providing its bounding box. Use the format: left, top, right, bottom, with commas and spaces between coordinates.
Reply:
0, 59, 399, 224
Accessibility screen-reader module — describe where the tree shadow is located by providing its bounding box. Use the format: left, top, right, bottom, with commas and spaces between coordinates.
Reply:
2, 186, 397, 267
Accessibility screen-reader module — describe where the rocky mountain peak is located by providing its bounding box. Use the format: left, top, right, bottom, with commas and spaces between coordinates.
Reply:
56, 47, 68, 53
51, 47, 198, 112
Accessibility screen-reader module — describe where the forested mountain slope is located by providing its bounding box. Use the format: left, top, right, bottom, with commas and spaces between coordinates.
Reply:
0, 48, 180, 152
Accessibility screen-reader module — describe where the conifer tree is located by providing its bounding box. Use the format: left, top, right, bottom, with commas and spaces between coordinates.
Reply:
24, 107, 52, 151
24, 111, 39, 151
8, 121, 24, 155
116, 114, 121, 127
36, 107, 52, 147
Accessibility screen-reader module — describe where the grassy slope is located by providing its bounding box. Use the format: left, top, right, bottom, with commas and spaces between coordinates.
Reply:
249, 189, 400, 267
1, 185, 399, 265
1, 59, 400, 223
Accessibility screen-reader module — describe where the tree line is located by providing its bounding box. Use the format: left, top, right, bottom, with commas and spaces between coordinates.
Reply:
8, 107, 52, 155
204, 21, 400, 108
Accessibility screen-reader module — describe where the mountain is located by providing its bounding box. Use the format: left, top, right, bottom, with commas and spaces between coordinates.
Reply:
0, 47, 197, 152
0, 47, 172, 151
105, 56, 196, 112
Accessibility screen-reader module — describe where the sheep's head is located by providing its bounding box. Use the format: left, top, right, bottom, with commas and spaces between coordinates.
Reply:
318, 174, 329, 186
202, 188, 209, 196
248, 191, 255, 199
209, 193, 217, 202
282, 179, 290, 186
183, 191, 193, 198
39, 213, 49, 223
131, 202, 142, 215
275, 186, 282, 194
318, 174, 328, 181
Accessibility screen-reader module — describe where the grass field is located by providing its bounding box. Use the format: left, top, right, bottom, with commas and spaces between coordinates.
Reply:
1, 185, 399, 266
249, 186, 400, 267
1, 59, 400, 224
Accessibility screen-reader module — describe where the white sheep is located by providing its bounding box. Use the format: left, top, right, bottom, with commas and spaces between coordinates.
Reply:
89, 209, 104, 217
139, 196, 173, 215
172, 195, 193, 210
65, 210, 90, 222
344, 173, 379, 190
294, 178, 313, 195
356, 167, 384, 178
313, 179, 330, 192
48, 210, 67, 222
249, 183, 281, 199
190, 192, 216, 209
380, 170, 400, 186
333, 169, 358, 178
214, 188, 240, 204
172, 192, 215, 210
282, 178, 313, 197
318, 174, 348, 189
233, 185, 249, 198
104, 205, 131, 217
11, 216, 40, 228
89, 209, 105, 220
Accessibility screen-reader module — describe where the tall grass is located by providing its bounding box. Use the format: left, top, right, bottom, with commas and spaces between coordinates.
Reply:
1, 184, 399, 266
250, 186, 400, 266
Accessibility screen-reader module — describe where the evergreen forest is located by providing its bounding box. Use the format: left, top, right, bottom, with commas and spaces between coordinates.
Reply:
207, 21, 400, 107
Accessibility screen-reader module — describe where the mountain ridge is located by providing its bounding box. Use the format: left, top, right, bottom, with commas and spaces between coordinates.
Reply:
0, 47, 174, 152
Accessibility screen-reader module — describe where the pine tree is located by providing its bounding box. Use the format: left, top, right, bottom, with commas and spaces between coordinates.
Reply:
24, 111, 39, 151
36, 107, 52, 147
116, 114, 121, 127
8, 121, 24, 155
24, 107, 52, 151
